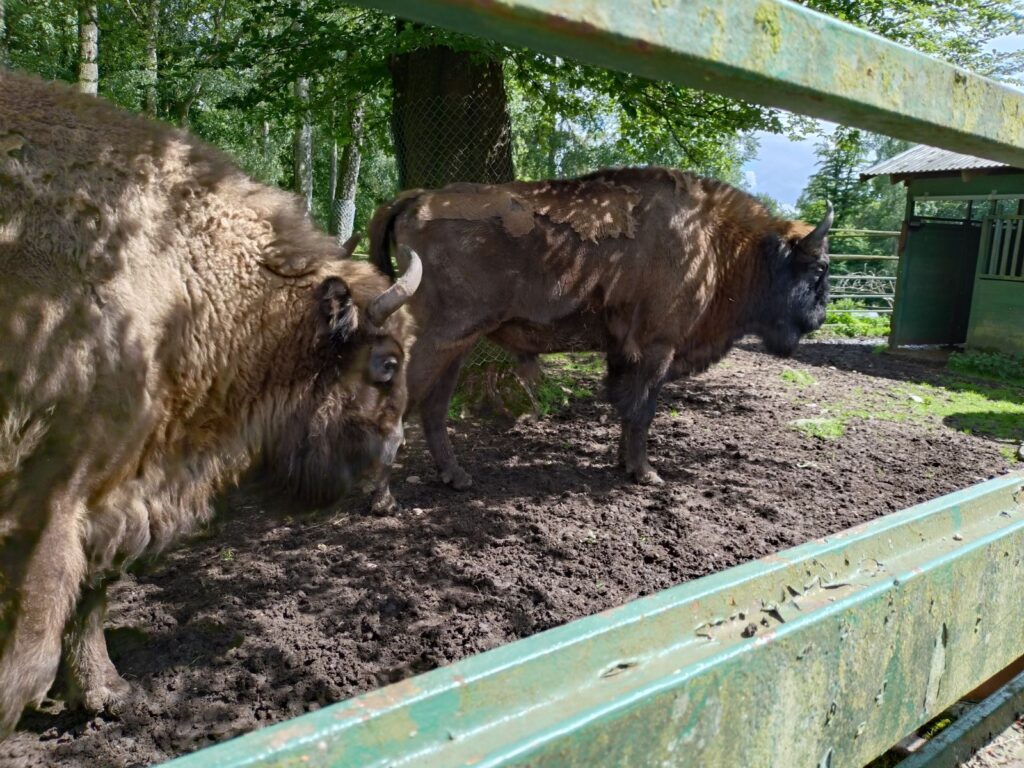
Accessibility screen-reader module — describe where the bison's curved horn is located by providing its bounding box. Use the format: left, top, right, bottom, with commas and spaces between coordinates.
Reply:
367, 246, 422, 325
339, 232, 362, 259
798, 200, 834, 256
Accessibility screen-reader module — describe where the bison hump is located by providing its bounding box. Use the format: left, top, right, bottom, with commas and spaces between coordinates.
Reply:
526, 179, 640, 243
416, 188, 536, 238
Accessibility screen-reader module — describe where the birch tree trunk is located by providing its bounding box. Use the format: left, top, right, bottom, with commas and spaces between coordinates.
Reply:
144, 0, 159, 116
0, 0, 8, 68
77, 1, 99, 96
292, 76, 313, 217
333, 104, 363, 244
328, 137, 338, 233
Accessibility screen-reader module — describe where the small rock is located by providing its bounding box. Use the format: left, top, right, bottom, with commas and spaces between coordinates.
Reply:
412, 507, 424, 516
406, 475, 422, 485
1017, 443, 1024, 461
741, 623, 758, 638
908, 395, 924, 403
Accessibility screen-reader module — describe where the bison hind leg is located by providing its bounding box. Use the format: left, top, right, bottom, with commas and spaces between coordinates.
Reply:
61, 582, 130, 717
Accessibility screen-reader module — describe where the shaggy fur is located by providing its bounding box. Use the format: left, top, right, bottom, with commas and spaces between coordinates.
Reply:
0, 70, 415, 737
369, 166, 830, 492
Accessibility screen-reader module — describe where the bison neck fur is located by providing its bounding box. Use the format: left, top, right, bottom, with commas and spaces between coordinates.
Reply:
369, 166, 829, 490
0, 70, 413, 736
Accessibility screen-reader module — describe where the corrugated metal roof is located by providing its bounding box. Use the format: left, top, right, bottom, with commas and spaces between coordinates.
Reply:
860, 145, 1012, 179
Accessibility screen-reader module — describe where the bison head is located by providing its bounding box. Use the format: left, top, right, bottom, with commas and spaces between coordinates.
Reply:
750, 203, 832, 357
266, 247, 422, 506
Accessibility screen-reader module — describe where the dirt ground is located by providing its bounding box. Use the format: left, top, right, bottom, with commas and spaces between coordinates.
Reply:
1, 340, 1018, 768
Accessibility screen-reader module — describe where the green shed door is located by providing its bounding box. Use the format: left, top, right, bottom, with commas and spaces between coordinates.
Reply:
890, 220, 981, 346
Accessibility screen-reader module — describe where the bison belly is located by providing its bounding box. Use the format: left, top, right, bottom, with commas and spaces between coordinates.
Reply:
487, 309, 606, 356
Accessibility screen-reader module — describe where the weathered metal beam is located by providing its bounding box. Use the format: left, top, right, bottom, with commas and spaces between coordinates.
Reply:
345, 0, 1024, 168
899, 670, 1024, 768
163, 474, 1024, 768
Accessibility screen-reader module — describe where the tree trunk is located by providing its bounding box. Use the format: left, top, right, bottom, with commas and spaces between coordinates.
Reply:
0, 0, 8, 68
261, 120, 271, 163
328, 137, 338, 232
76, 1, 99, 96
292, 76, 313, 217
389, 45, 514, 189
143, 0, 159, 116
332, 104, 363, 243
177, 80, 202, 128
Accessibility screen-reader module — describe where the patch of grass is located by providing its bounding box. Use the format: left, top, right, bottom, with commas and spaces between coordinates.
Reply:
999, 446, 1020, 465
780, 368, 816, 387
449, 352, 602, 421
795, 375, 1024, 449
790, 417, 846, 440
948, 350, 1024, 386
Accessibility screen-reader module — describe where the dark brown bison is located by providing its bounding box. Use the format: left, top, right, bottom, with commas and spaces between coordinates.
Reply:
369, 166, 830, 491
0, 70, 420, 737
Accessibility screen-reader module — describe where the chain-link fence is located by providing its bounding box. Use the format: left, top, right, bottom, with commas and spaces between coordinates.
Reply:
390, 83, 517, 369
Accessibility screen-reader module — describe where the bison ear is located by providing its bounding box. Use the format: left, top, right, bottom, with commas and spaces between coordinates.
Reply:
318, 277, 358, 345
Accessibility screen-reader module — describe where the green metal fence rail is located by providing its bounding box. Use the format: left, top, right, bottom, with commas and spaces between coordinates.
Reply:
163, 474, 1024, 767
347, 0, 1024, 168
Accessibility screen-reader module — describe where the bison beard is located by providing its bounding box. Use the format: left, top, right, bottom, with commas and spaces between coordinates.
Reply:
0, 71, 420, 738
369, 166, 831, 492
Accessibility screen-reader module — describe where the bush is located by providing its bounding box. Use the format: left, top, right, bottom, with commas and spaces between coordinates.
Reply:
948, 351, 1024, 385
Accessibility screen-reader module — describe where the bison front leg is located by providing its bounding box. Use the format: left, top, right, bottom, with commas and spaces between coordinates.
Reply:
61, 581, 129, 716
0, 494, 87, 739
420, 355, 473, 490
607, 345, 673, 485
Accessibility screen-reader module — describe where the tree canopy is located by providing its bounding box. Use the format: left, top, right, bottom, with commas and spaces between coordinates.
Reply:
3, 0, 1021, 233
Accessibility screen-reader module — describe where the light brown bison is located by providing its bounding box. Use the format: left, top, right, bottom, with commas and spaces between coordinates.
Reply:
369, 166, 831, 491
0, 70, 420, 737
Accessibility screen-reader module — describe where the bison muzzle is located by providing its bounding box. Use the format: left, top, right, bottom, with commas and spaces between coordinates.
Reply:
0, 70, 421, 738
369, 166, 830, 492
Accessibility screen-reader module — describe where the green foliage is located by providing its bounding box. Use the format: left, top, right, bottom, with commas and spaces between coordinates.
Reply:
813, 300, 891, 338
948, 351, 1024, 386
6, 0, 1022, 245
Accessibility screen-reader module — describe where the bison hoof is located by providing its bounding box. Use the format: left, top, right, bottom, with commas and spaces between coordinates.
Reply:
441, 466, 473, 490
369, 487, 399, 516
629, 467, 664, 485
77, 675, 131, 717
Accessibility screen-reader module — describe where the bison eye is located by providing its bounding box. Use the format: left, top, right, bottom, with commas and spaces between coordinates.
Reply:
371, 354, 399, 384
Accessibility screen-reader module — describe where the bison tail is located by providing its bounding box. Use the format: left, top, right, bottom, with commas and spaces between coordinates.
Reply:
368, 192, 421, 280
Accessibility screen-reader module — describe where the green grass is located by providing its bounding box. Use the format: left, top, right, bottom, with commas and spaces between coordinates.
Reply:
790, 417, 846, 439
780, 368, 816, 387
788, 373, 1024, 449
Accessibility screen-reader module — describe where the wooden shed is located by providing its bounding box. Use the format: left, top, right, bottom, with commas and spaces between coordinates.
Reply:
861, 147, 1024, 355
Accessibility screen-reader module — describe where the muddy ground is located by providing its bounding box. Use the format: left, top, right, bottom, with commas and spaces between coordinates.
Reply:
2, 340, 1018, 767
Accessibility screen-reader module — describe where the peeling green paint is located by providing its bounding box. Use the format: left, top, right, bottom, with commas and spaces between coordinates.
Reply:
753, 2, 782, 55
162, 474, 1024, 768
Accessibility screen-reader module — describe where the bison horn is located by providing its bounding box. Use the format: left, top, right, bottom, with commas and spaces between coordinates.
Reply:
339, 232, 362, 258
367, 246, 422, 325
798, 200, 834, 255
